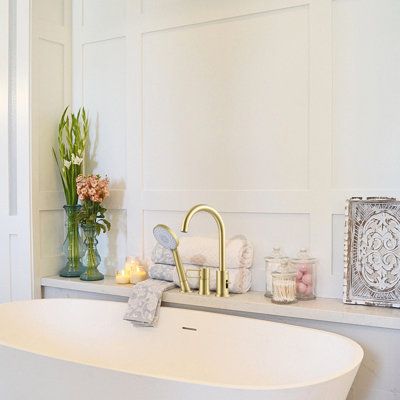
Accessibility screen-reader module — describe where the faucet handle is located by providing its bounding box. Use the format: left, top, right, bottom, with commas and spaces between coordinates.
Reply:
186, 268, 210, 296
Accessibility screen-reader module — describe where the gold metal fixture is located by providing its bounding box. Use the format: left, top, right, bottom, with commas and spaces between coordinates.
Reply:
181, 204, 229, 297
153, 224, 191, 293
187, 267, 211, 296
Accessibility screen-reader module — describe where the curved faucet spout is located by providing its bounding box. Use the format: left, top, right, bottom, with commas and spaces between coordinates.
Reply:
181, 204, 225, 271
181, 204, 229, 297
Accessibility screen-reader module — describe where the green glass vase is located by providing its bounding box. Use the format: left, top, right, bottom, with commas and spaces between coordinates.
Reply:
60, 205, 85, 277
80, 223, 104, 281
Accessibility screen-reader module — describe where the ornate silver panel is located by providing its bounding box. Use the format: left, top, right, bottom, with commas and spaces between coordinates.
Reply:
344, 197, 400, 308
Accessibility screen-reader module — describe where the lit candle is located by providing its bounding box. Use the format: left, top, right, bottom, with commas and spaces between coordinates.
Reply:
124, 258, 138, 277
115, 270, 130, 284
130, 266, 147, 284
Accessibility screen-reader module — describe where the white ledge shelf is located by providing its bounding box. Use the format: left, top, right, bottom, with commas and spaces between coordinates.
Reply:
41, 275, 400, 331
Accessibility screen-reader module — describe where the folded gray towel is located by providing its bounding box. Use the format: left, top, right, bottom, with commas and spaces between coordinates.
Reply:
124, 279, 176, 327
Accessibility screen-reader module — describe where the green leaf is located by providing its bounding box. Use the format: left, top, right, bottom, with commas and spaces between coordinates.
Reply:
54, 105, 91, 206
103, 220, 111, 231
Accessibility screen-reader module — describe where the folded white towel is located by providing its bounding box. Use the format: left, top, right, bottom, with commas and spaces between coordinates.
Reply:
151, 235, 253, 269
124, 279, 176, 327
149, 264, 252, 294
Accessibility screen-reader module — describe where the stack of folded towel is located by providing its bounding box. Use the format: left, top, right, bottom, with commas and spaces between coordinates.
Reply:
149, 235, 254, 293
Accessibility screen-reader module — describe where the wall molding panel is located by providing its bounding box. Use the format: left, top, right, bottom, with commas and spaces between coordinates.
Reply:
72, 0, 129, 276
32, 0, 72, 297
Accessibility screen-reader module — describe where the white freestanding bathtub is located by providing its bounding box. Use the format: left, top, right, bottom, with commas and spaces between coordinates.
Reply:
0, 299, 362, 400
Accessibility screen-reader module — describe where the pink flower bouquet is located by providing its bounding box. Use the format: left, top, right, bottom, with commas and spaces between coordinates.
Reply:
76, 174, 111, 234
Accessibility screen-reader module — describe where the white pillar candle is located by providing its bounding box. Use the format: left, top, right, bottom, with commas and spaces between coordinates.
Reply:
130, 266, 147, 284
115, 270, 130, 284
124, 258, 138, 277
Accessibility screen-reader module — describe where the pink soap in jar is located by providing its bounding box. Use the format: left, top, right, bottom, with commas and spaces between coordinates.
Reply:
291, 249, 317, 300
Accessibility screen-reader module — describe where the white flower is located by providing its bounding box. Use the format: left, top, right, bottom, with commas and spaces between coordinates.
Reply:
71, 154, 84, 165
64, 159, 72, 169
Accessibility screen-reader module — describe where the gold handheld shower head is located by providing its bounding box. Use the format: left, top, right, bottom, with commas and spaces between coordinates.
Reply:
153, 224, 191, 293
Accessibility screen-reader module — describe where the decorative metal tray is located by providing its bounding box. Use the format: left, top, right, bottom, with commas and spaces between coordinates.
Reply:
344, 197, 400, 308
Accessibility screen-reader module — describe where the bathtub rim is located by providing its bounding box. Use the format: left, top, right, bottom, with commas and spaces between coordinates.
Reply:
0, 298, 364, 392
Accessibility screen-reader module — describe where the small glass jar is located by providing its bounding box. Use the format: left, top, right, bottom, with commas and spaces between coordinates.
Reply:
271, 261, 297, 304
291, 248, 317, 300
264, 247, 289, 298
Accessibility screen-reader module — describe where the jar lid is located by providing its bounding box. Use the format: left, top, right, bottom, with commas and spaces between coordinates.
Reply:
291, 248, 317, 263
264, 246, 289, 263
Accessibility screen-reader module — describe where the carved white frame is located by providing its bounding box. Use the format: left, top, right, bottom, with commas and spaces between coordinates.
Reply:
344, 197, 400, 308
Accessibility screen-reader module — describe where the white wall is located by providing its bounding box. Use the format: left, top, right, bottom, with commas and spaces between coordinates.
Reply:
0, 0, 33, 302
31, 0, 72, 296
68, 0, 400, 299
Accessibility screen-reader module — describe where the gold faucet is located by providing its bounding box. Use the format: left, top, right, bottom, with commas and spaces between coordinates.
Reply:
181, 204, 229, 297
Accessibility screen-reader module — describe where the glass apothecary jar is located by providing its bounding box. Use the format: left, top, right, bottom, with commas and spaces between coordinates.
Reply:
271, 261, 297, 304
264, 247, 288, 298
291, 248, 317, 300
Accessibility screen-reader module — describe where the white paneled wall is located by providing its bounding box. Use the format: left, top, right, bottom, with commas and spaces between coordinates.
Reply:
68, 0, 400, 299
332, 0, 400, 190
0, 0, 32, 302
32, 0, 72, 296
72, 0, 128, 276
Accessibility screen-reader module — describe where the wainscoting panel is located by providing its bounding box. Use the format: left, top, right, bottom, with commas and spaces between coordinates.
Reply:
32, 0, 65, 26
82, 38, 127, 189
37, 39, 65, 192
82, 0, 126, 30
332, 0, 400, 190
32, 0, 72, 295
142, 5, 309, 191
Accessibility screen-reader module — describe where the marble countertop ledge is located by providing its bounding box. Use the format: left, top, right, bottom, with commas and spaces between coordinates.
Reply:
41, 275, 400, 331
